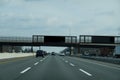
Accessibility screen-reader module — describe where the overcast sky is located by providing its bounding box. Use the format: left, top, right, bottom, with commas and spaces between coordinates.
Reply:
0, 0, 120, 52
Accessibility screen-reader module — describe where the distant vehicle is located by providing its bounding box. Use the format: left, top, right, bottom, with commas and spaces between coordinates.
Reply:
59, 53, 65, 56
83, 51, 90, 56
36, 50, 44, 58
51, 52, 55, 56
113, 46, 120, 58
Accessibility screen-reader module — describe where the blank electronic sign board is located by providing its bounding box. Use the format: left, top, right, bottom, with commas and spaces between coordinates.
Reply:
44, 36, 65, 43
92, 36, 114, 44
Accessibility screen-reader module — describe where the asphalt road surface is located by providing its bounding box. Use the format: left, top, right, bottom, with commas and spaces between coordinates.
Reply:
0, 55, 120, 80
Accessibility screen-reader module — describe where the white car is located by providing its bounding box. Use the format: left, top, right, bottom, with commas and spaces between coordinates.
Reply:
59, 53, 65, 56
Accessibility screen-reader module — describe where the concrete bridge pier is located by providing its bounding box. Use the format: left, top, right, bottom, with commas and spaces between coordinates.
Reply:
31, 46, 33, 52
0, 45, 3, 53
69, 47, 74, 55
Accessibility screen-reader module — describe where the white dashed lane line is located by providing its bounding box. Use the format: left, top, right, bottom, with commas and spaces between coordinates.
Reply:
34, 62, 39, 65
20, 67, 31, 74
60, 58, 93, 77
40, 58, 45, 62
69, 63, 75, 67
40, 56, 49, 62
40, 60, 43, 62
79, 69, 92, 76
20, 56, 49, 74
64, 59, 92, 77
65, 60, 68, 63
43, 58, 45, 60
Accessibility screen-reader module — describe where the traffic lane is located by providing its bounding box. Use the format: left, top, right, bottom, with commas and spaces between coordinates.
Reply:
0, 56, 45, 80
65, 56, 120, 80
16, 55, 94, 80
63, 56, 120, 80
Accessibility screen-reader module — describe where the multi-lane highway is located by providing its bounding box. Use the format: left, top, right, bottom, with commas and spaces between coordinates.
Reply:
0, 55, 120, 80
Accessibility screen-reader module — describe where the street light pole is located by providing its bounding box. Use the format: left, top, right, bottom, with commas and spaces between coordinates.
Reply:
69, 26, 71, 36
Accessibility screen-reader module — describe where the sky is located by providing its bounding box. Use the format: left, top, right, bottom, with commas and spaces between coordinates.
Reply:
0, 0, 120, 52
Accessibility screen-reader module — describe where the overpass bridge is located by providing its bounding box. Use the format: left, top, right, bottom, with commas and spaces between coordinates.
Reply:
0, 35, 77, 47
0, 35, 120, 52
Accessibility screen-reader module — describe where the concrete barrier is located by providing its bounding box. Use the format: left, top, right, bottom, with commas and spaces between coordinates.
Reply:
69, 54, 120, 65
0, 53, 35, 59
80, 56, 120, 65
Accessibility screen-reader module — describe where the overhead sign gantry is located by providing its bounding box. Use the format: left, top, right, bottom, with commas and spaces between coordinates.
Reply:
79, 35, 120, 48
32, 35, 77, 47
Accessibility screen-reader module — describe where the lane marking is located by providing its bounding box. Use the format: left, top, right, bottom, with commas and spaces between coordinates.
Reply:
79, 69, 92, 76
43, 56, 48, 60
20, 67, 31, 74
43, 58, 45, 60
34, 62, 39, 65
40, 60, 43, 62
70, 57, 120, 70
65, 61, 68, 63
42, 56, 48, 60
40, 56, 48, 62
69, 63, 75, 67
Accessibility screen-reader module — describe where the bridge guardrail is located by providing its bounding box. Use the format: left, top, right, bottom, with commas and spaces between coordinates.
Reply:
0, 37, 32, 42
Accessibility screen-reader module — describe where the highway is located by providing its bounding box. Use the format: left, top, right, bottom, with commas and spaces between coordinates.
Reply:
0, 55, 120, 80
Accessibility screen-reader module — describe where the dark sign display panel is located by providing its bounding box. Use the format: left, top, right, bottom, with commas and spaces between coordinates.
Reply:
92, 36, 114, 44
44, 36, 65, 43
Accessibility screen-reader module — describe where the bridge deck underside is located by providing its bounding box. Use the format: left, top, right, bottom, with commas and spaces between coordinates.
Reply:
0, 42, 115, 48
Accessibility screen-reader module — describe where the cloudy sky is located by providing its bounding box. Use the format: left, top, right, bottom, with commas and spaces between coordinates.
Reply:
0, 0, 120, 52
0, 0, 120, 36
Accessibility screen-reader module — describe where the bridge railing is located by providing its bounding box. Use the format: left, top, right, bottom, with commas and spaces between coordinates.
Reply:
79, 35, 120, 44
32, 35, 77, 44
0, 37, 32, 43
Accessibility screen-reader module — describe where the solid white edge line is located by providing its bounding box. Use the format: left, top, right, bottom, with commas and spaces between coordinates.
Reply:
69, 63, 75, 67
79, 69, 92, 76
20, 67, 31, 74
34, 62, 39, 65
